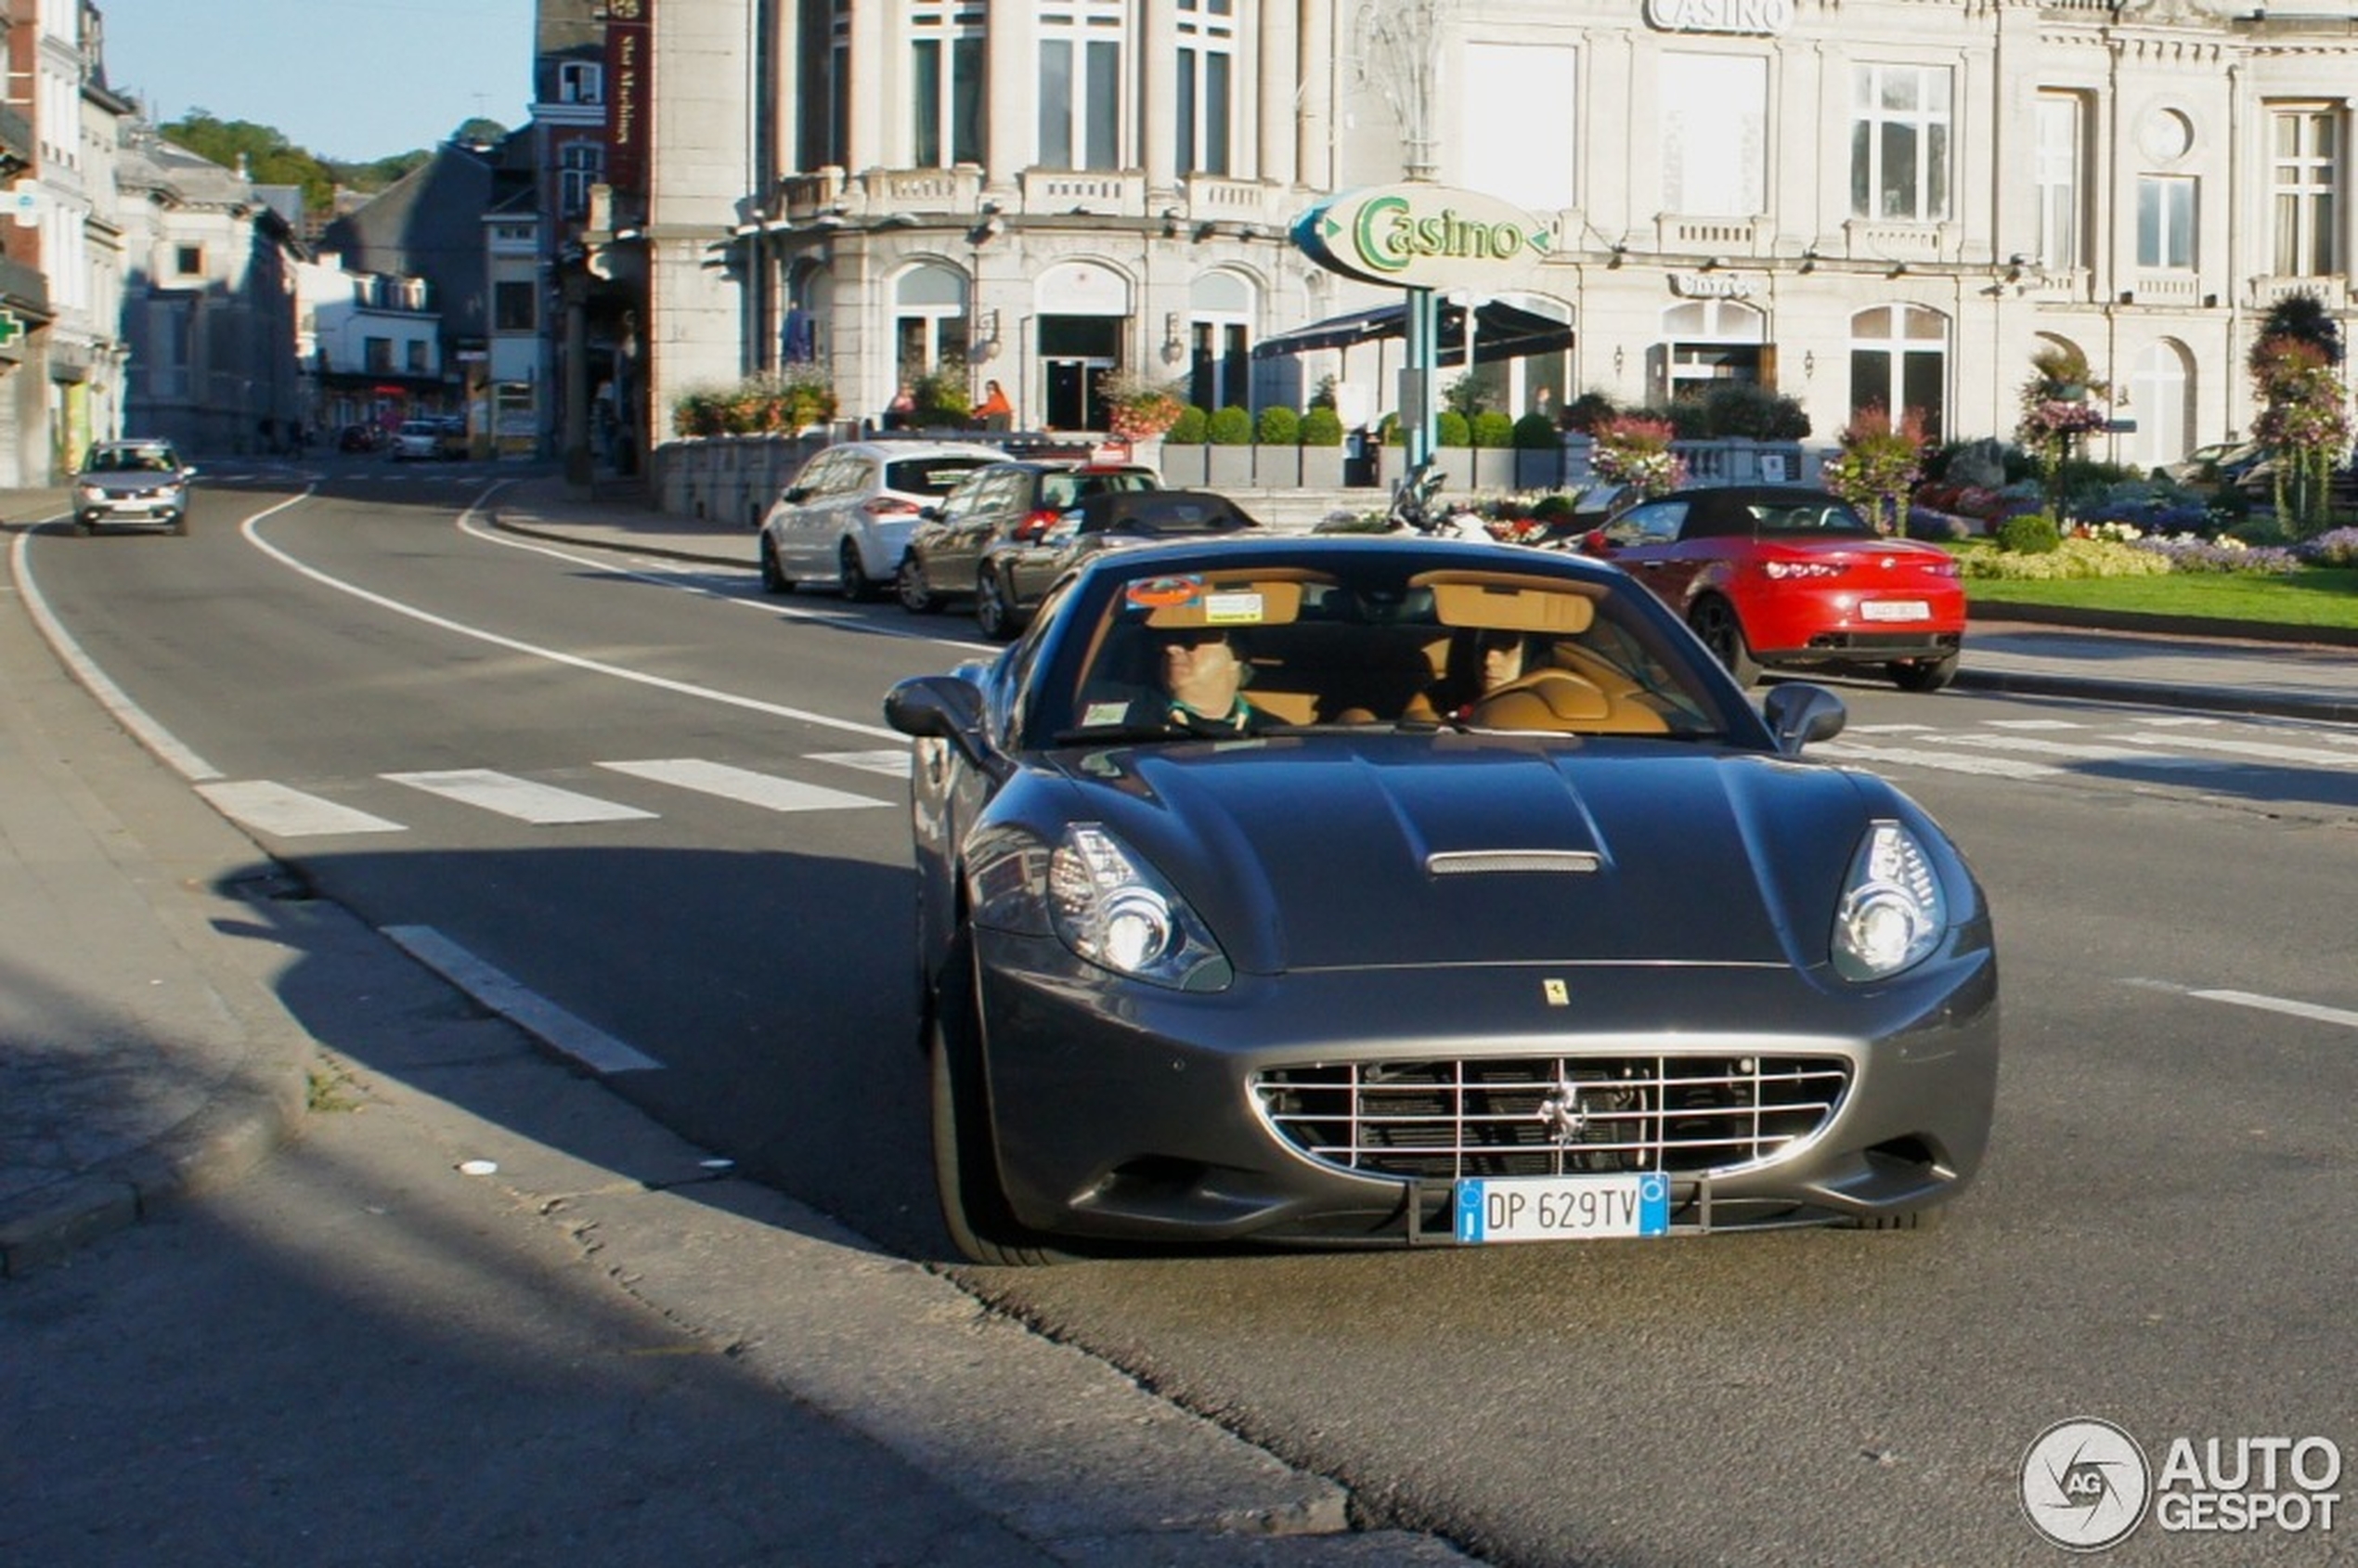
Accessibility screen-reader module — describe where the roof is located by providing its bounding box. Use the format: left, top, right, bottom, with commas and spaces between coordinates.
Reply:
1252, 299, 1577, 366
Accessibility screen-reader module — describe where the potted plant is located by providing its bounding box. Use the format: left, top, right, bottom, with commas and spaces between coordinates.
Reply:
1096, 369, 1186, 464
1821, 405, 1928, 536
1587, 415, 1687, 498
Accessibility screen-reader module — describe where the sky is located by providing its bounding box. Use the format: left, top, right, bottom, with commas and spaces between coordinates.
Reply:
97, 0, 538, 163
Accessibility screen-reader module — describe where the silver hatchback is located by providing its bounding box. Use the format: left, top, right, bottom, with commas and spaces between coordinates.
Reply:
758, 439, 1004, 601
74, 440, 197, 535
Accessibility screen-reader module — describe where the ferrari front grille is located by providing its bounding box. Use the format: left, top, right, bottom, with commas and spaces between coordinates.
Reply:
1253, 1055, 1850, 1180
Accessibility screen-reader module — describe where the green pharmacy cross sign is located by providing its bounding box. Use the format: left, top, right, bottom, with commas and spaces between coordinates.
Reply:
0, 309, 22, 348
1289, 184, 1558, 466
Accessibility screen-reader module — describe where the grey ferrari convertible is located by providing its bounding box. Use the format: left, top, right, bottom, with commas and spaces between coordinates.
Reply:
884, 535, 1998, 1264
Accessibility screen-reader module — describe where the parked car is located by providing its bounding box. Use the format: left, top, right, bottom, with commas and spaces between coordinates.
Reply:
337, 422, 384, 453
73, 439, 197, 535
389, 419, 444, 461
896, 460, 1161, 615
973, 487, 1260, 640
758, 439, 1004, 601
883, 534, 1999, 1263
433, 416, 471, 460
2159, 440, 2265, 488
1585, 485, 1966, 692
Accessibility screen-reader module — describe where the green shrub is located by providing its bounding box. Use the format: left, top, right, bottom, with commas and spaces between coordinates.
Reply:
1256, 405, 1302, 444
1206, 405, 1253, 445
1659, 400, 1710, 440
1167, 404, 1209, 444
1701, 384, 1811, 442
1995, 512, 2064, 554
1531, 492, 1578, 523
1436, 410, 1472, 447
1300, 406, 1345, 447
1512, 412, 1559, 450
1471, 411, 1515, 448
1380, 413, 1404, 446
1958, 537, 2173, 580
1563, 392, 1617, 434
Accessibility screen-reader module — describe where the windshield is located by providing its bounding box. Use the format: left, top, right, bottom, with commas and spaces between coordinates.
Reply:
87, 447, 177, 473
1032, 551, 1731, 745
1743, 498, 1876, 538
885, 457, 994, 497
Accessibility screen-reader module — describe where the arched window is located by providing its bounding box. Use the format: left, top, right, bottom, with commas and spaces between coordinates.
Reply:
2128, 339, 2194, 471
1660, 298, 1765, 407
1187, 271, 1254, 412
1848, 305, 1948, 442
893, 263, 972, 382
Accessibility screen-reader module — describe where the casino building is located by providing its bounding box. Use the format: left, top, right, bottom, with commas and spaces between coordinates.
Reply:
593, 0, 2358, 470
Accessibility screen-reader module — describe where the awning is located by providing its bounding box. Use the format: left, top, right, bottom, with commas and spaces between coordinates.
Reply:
1251, 298, 1575, 365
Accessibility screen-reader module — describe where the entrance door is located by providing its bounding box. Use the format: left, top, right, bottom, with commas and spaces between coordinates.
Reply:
1044, 357, 1113, 430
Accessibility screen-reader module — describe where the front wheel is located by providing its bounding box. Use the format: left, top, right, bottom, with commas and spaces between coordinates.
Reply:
1889, 653, 1959, 693
1688, 597, 1761, 687
168, 513, 187, 537
929, 936, 1070, 1266
974, 568, 1022, 641
758, 534, 793, 594
896, 552, 943, 614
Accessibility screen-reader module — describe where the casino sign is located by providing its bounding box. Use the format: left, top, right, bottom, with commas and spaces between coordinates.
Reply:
1291, 184, 1558, 292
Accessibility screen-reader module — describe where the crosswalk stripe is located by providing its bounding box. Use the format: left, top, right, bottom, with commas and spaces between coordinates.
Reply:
2111, 732, 2358, 768
811, 748, 913, 778
1817, 742, 2061, 780
197, 780, 406, 837
597, 758, 888, 812
1944, 734, 2228, 769
383, 769, 657, 823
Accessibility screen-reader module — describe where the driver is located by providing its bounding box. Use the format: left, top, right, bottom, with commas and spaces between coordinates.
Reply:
1130, 626, 1271, 736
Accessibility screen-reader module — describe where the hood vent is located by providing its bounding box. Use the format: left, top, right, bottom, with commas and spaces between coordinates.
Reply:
1427, 849, 1603, 876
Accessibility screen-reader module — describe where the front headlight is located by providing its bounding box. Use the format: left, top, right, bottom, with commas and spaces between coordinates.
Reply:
1045, 823, 1232, 990
1830, 820, 1948, 981
76, 483, 103, 499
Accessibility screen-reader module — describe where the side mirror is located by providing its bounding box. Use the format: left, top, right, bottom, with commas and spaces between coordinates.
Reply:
883, 674, 1010, 780
1581, 529, 1609, 554
781, 486, 810, 505
1761, 682, 1847, 756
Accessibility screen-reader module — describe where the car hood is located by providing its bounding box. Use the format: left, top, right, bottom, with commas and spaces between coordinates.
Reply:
80, 472, 184, 492
1041, 736, 1876, 974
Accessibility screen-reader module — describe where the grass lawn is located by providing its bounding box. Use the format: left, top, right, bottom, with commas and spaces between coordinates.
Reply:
1965, 564, 2358, 631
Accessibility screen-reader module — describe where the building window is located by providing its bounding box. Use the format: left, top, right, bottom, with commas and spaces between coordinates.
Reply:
2137, 176, 2196, 270
1847, 305, 1947, 444
2270, 106, 2338, 278
893, 263, 972, 382
364, 337, 393, 373
1850, 64, 1950, 222
911, 0, 985, 168
1185, 271, 1253, 413
2035, 94, 2082, 269
174, 243, 203, 277
495, 280, 537, 332
1039, 0, 1126, 171
407, 341, 429, 374
559, 142, 604, 219
1458, 44, 1577, 211
558, 60, 602, 104
1662, 54, 1765, 218
1176, 0, 1235, 177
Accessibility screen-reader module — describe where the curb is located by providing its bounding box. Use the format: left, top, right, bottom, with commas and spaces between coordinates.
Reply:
1951, 666, 2358, 725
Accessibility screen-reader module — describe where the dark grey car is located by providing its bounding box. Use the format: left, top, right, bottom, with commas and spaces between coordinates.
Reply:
74, 440, 197, 535
972, 487, 1259, 640
895, 460, 1160, 616
885, 536, 2000, 1264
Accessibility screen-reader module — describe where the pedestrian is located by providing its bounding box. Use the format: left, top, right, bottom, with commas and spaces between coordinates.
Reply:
885, 383, 916, 430
976, 380, 1013, 433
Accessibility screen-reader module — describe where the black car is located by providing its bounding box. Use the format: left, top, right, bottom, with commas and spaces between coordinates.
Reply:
895, 460, 1160, 616
885, 535, 2000, 1263
973, 487, 1260, 640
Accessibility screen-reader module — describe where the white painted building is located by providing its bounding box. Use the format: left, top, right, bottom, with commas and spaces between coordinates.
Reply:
617, 0, 2356, 470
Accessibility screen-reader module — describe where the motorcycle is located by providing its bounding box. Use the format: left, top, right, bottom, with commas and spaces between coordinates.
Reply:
1315, 461, 1493, 540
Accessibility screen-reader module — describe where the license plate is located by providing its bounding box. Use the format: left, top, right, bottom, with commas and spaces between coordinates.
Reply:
1454, 1173, 1671, 1243
1860, 600, 1931, 622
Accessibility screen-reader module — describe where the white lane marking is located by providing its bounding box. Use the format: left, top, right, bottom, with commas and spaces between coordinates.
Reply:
598, 758, 887, 812
381, 924, 663, 1074
2190, 989, 2358, 1031
1846, 722, 1939, 734
10, 525, 225, 780
1816, 742, 2061, 780
1985, 719, 2086, 731
2110, 732, 2358, 768
1943, 733, 2229, 770
241, 503, 903, 742
383, 769, 657, 824
196, 779, 406, 837
2129, 716, 2222, 728
812, 748, 914, 778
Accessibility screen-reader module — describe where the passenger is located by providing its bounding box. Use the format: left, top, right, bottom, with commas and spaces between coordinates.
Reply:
1405, 630, 1533, 724
1128, 626, 1273, 736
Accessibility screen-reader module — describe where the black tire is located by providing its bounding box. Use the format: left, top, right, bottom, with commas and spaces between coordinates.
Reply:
75, 515, 96, 535
1689, 596, 1761, 687
759, 535, 793, 594
1889, 653, 1959, 693
168, 513, 187, 537
927, 935, 1069, 1266
896, 552, 943, 614
838, 539, 877, 602
974, 568, 1022, 641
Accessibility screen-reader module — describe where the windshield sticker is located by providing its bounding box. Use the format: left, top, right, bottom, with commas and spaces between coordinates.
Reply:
1125, 576, 1204, 609
1081, 700, 1133, 727
1204, 590, 1265, 625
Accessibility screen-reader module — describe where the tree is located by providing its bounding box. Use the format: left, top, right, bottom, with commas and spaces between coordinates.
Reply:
2249, 291, 2344, 371
2248, 333, 2351, 535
